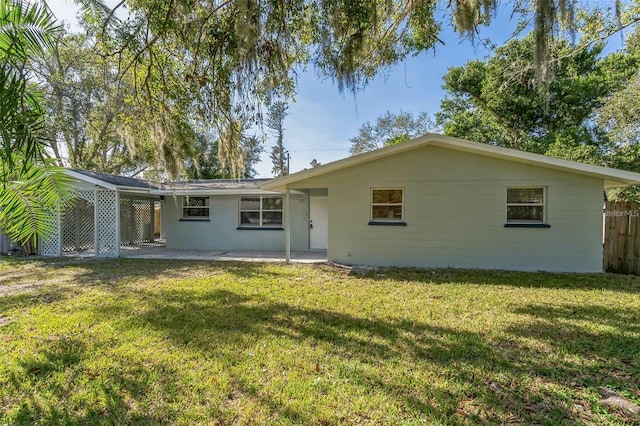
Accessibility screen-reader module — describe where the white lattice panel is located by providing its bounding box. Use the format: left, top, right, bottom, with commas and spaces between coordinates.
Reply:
95, 190, 118, 257
120, 198, 154, 245
62, 197, 95, 252
40, 204, 61, 256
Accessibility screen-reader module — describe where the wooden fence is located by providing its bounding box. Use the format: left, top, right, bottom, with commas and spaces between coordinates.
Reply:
603, 200, 640, 274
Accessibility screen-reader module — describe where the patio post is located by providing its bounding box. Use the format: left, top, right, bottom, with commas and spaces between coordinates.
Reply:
115, 190, 120, 257
285, 186, 291, 262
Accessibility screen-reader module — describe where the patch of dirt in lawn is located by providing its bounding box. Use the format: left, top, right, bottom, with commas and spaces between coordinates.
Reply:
0, 282, 46, 297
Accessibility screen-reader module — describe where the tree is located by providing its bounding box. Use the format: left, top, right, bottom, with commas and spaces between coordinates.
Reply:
0, 0, 70, 245
267, 101, 289, 177
84, 0, 574, 173
597, 30, 640, 150
184, 131, 264, 180
34, 32, 156, 175
71, 0, 638, 176
437, 33, 639, 158
349, 111, 437, 155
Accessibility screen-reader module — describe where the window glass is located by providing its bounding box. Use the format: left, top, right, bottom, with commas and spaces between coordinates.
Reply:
506, 187, 545, 223
182, 197, 209, 218
507, 188, 543, 204
262, 211, 283, 226
239, 195, 283, 227
372, 189, 403, 204
507, 206, 544, 222
240, 197, 260, 210
371, 189, 403, 221
372, 206, 403, 220
240, 211, 260, 225
262, 197, 283, 210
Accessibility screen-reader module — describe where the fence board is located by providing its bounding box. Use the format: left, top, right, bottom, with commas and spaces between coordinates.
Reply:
604, 200, 640, 274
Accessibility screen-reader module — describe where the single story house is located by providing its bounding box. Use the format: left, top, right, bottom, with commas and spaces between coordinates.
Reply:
40, 134, 640, 272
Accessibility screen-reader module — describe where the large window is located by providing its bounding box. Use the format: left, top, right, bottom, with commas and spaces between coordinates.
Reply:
182, 196, 209, 219
506, 187, 545, 223
371, 188, 404, 221
240, 195, 283, 227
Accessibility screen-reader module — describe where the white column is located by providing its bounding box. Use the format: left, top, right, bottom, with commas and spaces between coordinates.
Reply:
149, 200, 155, 242
93, 189, 99, 256
115, 190, 120, 257
285, 186, 291, 262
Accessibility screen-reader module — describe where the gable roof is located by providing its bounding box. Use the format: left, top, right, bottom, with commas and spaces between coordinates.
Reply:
261, 134, 640, 190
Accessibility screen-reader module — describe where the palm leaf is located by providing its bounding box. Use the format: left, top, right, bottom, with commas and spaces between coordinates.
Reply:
0, 157, 72, 244
0, 0, 60, 63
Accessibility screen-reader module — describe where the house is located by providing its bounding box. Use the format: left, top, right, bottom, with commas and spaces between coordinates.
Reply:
39, 170, 310, 257
40, 134, 640, 272
262, 134, 640, 272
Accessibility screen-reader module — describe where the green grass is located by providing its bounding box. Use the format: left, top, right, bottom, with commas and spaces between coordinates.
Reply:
1, 257, 639, 425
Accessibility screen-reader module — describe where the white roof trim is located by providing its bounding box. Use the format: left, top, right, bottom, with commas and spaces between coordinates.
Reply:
64, 170, 118, 190
261, 134, 640, 190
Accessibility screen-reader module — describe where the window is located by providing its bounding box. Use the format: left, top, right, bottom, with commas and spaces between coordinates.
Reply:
182, 196, 209, 219
371, 188, 403, 221
240, 195, 283, 227
506, 187, 545, 223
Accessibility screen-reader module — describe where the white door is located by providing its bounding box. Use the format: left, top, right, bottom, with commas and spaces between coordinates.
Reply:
309, 196, 328, 250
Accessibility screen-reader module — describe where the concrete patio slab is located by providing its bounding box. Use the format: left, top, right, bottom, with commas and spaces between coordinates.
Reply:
119, 246, 327, 263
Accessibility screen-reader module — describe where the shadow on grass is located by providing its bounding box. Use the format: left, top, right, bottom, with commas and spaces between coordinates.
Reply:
353, 267, 640, 293
7, 337, 181, 425
85, 286, 639, 423
3, 258, 639, 423
508, 304, 640, 381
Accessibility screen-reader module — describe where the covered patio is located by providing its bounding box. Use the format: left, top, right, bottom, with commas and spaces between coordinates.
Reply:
40, 170, 163, 258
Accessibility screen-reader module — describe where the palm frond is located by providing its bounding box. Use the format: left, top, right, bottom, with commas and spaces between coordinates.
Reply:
0, 0, 61, 63
0, 157, 72, 244
0, 66, 47, 168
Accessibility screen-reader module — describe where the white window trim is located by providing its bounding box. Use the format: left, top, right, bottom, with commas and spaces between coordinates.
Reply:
371, 188, 404, 222
506, 186, 546, 224
239, 195, 284, 227
182, 196, 210, 219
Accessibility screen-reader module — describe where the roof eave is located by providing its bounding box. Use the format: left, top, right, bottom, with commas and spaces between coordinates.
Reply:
157, 188, 281, 196
64, 170, 118, 190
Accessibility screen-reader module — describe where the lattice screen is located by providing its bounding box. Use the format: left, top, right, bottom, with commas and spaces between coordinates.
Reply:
95, 190, 118, 257
40, 205, 62, 256
62, 197, 95, 252
120, 198, 154, 245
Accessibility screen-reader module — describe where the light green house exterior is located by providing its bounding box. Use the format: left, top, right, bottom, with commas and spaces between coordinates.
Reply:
163, 192, 309, 252
263, 134, 640, 272
42, 134, 640, 271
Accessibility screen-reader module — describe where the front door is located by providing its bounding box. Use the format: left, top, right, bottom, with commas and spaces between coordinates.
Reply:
309, 196, 328, 250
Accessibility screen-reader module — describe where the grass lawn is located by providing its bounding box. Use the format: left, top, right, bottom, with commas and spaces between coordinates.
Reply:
1, 257, 639, 425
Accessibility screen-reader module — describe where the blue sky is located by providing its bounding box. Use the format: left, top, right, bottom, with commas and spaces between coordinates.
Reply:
276, 17, 519, 178
46, 1, 535, 177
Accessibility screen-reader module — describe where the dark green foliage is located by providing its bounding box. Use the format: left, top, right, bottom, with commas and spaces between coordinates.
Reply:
184, 133, 264, 179
0, 0, 69, 244
438, 33, 639, 160
266, 101, 289, 176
